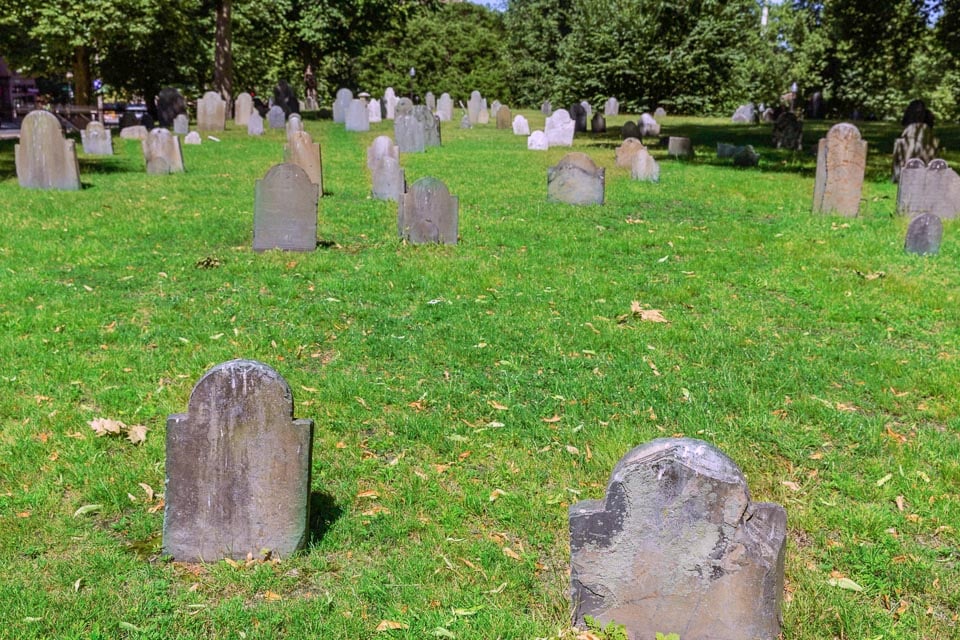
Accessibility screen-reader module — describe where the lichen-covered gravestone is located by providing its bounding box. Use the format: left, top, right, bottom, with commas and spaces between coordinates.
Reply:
395, 112, 425, 153
812, 123, 867, 217
615, 137, 646, 169
142, 128, 184, 175
398, 177, 458, 244
253, 163, 319, 252
15, 110, 81, 190
904, 213, 943, 255
367, 98, 382, 123
196, 91, 226, 131
367, 135, 399, 172
163, 360, 314, 562
284, 131, 323, 190
897, 159, 960, 219
414, 105, 441, 148
547, 152, 605, 205
570, 438, 786, 640
81, 121, 112, 156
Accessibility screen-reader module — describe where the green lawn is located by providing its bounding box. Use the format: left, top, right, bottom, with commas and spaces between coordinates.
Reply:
0, 112, 957, 639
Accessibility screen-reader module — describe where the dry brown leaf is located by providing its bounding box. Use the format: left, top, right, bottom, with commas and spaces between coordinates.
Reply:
503, 547, 521, 560
895, 496, 906, 512
835, 402, 858, 412
565, 445, 580, 456
264, 590, 282, 601
138, 483, 155, 501
126, 424, 148, 445
375, 620, 408, 632
631, 301, 668, 322
488, 400, 508, 411
88, 418, 125, 436
781, 481, 801, 492
542, 415, 562, 424
356, 490, 379, 499
433, 464, 450, 474
489, 489, 507, 502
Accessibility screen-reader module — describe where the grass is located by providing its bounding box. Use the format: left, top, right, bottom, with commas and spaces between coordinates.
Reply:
0, 110, 958, 639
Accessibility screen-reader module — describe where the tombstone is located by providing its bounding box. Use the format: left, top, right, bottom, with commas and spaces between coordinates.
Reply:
512, 115, 530, 136
383, 87, 398, 120
478, 98, 490, 124
81, 121, 113, 156
425, 91, 436, 112
604, 97, 619, 117
333, 88, 353, 124
398, 177, 459, 245
273, 80, 300, 116
621, 121, 640, 140
771, 112, 803, 151
631, 148, 660, 183
668, 136, 693, 158
15, 110, 81, 190
173, 114, 189, 135
196, 91, 226, 132
904, 213, 944, 256
286, 114, 304, 142
897, 159, 960, 219
437, 93, 453, 122
717, 142, 738, 158
892, 123, 940, 183
396, 97, 414, 118
247, 112, 264, 136
733, 145, 760, 167
902, 99, 935, 128
414, 105, 441, 148
812, 123, 867, 217
162, 359, 313, 562
368, 98, 382, 123
491, 100, 502, 120
142, 128, 185, 175
496, 106, 512, 130
591, 113, 606, 134
732, 102, 756, 123
545, 109, 575, 147
460, 114, 472, 129
371, 156, 405, 202
547, 152, 605, 206
366, 135, 399, 172
615, 138, 646, 169
119, 125, 149, 140
157, 88, 187, 127
184, 131, 202, 145
234, 92, 253, 126
654, 106, 667, 119
570, 438, 786, 640
267, 106, 286, 130
581, 101, 592, 118
527, 130, 548, 151
395, 112, 425, 153
570, 102, 588, 133
541, 100, 552, 116
284, 131, 323, 190
253, 163, 319, 252
805, 91, 825, 120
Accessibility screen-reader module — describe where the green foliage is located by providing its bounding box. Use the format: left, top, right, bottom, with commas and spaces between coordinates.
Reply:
583, 615, 629, 640
655, 633, 681, 640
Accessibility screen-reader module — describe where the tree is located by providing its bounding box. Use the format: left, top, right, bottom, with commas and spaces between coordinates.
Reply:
504, 0, 574, 107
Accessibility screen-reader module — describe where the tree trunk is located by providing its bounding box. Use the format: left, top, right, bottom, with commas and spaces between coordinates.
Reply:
213, 0, 233, 116
73, 46, 92, 106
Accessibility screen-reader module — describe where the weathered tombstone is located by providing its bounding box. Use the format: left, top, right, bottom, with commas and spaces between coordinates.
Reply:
491, 100, 502, 120
234, 92, 253, 126
570, 438, 786, 640
414, 105, 441, 148
247, 112, 264, 136
425, 91, 436, 112
547, 152, 605, 206
142, 128, 185, 175
162, 359, 313, 562
157, 88, 187, 127
527, 130, 548, 151
333, 88, 353, 124
902, 99, 935, 128
717, 142, 738, 158
591, 113, 606, 134
398, 176, 459, 244
639, 113, 660, 137
371, 156, 405, 202
581, 100, 592, 118
81, 121, 113, 156
654, 106, 667, 119
812, 123, 867, 217
468, 91, 483, 124
15, 110, 81, 190
904, 213, 944, 255
184, 131, 202, 145
733, 144, 760, 167
478, 98, 490, 124
173, 114, 189, 135
460, 114, 472, 129
395, 97, 414, 118
253, 163, 319, 252
496, 105, 512, 130
621, 121, 640, 140
615, 138, 646, 169
384, 87, 398, 120
368, 98, 382, 123
119, 125, 149, 140
395, 112, 425, 153
273, 80, 300, 116
541, 100, 552, 115
732, 102, 756, 123
772, 112, 803, 151
284, 131, 323, 190
437, 93, 453, 122
545, 109, 575, 147
196, 91, 226, 132
286, 113, 304, 141
267, 106, 286, 130
604, 97, 619, 117
897, 158, 960, 219
668, 136, 693, 158
513, 115, 530, 136
892, 123, 940, 183
631, 148, 660, 183
570, 102, 588, 133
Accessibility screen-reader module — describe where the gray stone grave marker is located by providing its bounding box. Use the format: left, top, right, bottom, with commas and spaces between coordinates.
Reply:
368, 98, 382, 123
15, 110, 81, 190
367, 135, 399, 172
81, 121, 113, 156
468, 91, 483, 124
615, 138, 646, 169
668, 136, 693, 158
772, 112, 803, 151
286, 113, 304, 141
897, 158, 960, 219
184, 131, 202, 145
604, 97, 619, 116
398, 176, 458, 244
119, 125, 149, 140
253, 163, 319, 252
414, 105, 440, 148
425, 91, 436, 111
654, 106, 667, 118
235, 92, 253, 126
173, 114, 189, 135
512, 115, 530, 136
541, 100, 552, 115
591, 113, 606, 134
639, 113, 660, 137
267, 106, 286, 130
247, 112, 264, 136
196, 91, 226, 131
383, 87, 398, 120
395, 97, 414, 118
142, 128, 184, 175
621, 121, 640, 140
395, 112, 425, 153
527, 130, 548, 150
631, 148, 660, 182
284, 130, 323, 191
547, 152, 604, 205
893, 123, 940, 183
478, 98, 489, 124
545, 109, 575, 147
333, 88, 353, 124
371, 156, 405, 202
905, 212, 944, 255
733, 145, 760, 167
437, 93, 453, 122
570, 102, 588, 133
812, 123, 867, 217
732, 102, 756, 123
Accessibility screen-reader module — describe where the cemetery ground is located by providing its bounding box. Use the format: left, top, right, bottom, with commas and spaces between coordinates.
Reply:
0, 112, 959, 640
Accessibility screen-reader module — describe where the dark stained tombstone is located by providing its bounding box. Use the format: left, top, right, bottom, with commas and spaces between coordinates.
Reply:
15, 110, 81, 190
425, 91, 436, 111
235, 92, 253, 126
902, 98, 935, 128
545, 109, 575, 147
253, 163, 319, 252
733, 144, 760, 167
897, 158, 960, 219
732, 102, 755, 123
668, 136, 693, 159
81, 121, 112, 155
284, 130, 323, 191
615, 137, 646, 169
513, 115, 530, 136
541, 100, 552, 116
547, 152, 605, 205
247, 112, 265, 136
772, 112, 803, 151
570, 438, 786, 640
142, 128, 184, 175
398, 177, 459, 244
892, 123, 940, 183
621, 121, 640, 140
333, 88, 353, 124
591, 113, 606, 134
813, 122, 867, 217
905, 213, 944, 255
527, 130, 548, 150
196, 91, 226, 132
496, 105, 512, 130
371, 155, 405, 202
604, 97, 619, 116
569, 102, 588, 133
654, 106, 667, 119
437, 93, 453, 122
414, 105, 441, 148
639, 113, 660, 137
173, 114, 189, 135
157, 88, 187, 127
267, 106, 286, 130
162, 359, 313, 562
366, 135, 399, 172
631, 148, 659, 182
468, 90, 483, 125
273, 80, 300, 116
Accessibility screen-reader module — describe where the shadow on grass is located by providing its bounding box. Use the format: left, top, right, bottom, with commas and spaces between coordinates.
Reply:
308, 490, 342, 545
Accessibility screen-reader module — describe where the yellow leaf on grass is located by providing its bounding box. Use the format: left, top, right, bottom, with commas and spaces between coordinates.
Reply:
828, 577, 864, 592
542, 415, 562, 424
565, 445, 580, 455
356, 490, 379, 499
376, 620, 408, 632
631, 302, 668, 322
503, 547, 521, 560
264, 590, 282, 601
489, 401, 508, 411
88, 418, 125, 436
126, 424, 148, 445
489, 489, 508, 502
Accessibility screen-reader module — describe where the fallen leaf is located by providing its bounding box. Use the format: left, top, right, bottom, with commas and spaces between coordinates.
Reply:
876, 473, 893, 487
828, 577, 864, 592
126, 424, 148, 445
503, 547, 521, 560
452, 605, 483, 617
433, 464, 450, 474
431, 627, 456, 638
264, 591, 282, 601
781, 481, 801, 492
73, 504, 102, 517
542, 415, 562, 424
376, 620, 408, 632
631, 302, 668, 323
487, 582, 507, 594
118, 622, 144, 632
835, 402, 858, 412
565, 445, 580, 455
895, 496, 906, 512
488, 401, 508, 411
356, 490, 379, 499
489, 489, 507, 502
88, 418, 124, 436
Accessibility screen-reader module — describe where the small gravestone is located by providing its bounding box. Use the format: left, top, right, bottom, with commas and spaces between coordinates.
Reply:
460, 114, 472, 129
615, 138, 646, 169
415, 105, 441, 148
367, 135, 399, 172
235, 92, 253, 126
813, 123, 867, 217
157, 88, 187, 127
247, 112, 264, 136
267, 106, 286, 129
545, 109, 575, 147
893, 123, 940, 183
468, 91, 483, 124
286, 113, 304, 141
621, 121, 640, 140
570, 438, 786, 640
897, 159, 960, 219
425, 91, 436, 111
398, 177, 459, 244
732, 102, 756, 123
273, 80, 300, 116
591, 113, 606, 134
496, 106, 512, 130
368, 98, 382, 123
478, 98, 490, 124
196, 91, 226, 131
120, 125, 149, 140
733, 144, 760, 167
437, 93, 453, 122
371, 155, 405, 202
333, 88, 353, 124
396, 97, 414, 118
15, 110, 81, 190
654, 106, 667, 119
570, 102, 588, 133
717, 143, 737, 158
513, 115, 530, 136
639, 113, 660, 137
631, 148, 659, 182
383, 87, 398, 119
284, 131, 323, 190
902, 99, 935, 128
173, 114, 189, 135
581, 100, 592, 118
604, 97, 619, 116
253, 163, 319, 252
905, 213, 943, 255
396, 112, 425, 153
547, 152, 604, 205
81, 121, 112, 155
668, 136, 693, 158
142, 128, 184, 175
491, 100, 502, 120
184, 131, 202, 145
772, 112, 803, 151
541, 100, 552, 115
162, 359, 313, 562
527, 130, 548, 151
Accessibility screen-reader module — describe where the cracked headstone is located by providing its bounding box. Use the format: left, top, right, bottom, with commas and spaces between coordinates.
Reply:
398, 176, 458, 244
813, 123, 867, 216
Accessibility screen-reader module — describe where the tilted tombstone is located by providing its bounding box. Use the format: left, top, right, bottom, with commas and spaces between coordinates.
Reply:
732, 102, 756, 123
234, 92, 253, 126
157, 87, 187, 127
570, 102, 588, 133
142, 128, 185, 175
173, 114, 189, 135
119, 125, 149, 140
398, 176, 459, 245
15, 110, 81, 190
527, 130, 548, 151
368, 98, 383, 123
615, 137, 646, 169
253, 163, 319, 252
892, 123, 940, 183
371, 155, 405, 202
478, 98, 490, 124
366, 135, 399, 172
425, 91, 436, 111
604, 97, 619, 116
468, 91, 483, 124
547, 152, 605, 206
512, 115, 530, 136
184, 131, 202, 145
570, 438, 786, 640
247, 112, 265, 136
654, 106, 667, 119
273, 80, 300, 116
395, 112, 425, 153
541, 100, 552, 115
905, 213, 944, 255
81, 121, 113, 156
284, 131, 323, 190
812, 123, 867, 217
333, 88, 353, 124
621, 121, 640, 140
639, 113, 660, 137
286, 113, 304, 141
591, 113, 606, 134
668, 136, 693, 158
163, 359, 313, 562
496, 106, 512, 130
772, 112, 803, 151
437, 93, 453, 122
383, 87, 398, 120
631, 148, 660, 183
196, 91, 226, 132
902, 98, 935, 128
414, 105, 441, 148
267, 106, 286, 130
545, 109, 575, 147
897, 159, 960, 219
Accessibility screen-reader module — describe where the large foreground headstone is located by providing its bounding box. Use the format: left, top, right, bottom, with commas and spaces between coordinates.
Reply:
897, 158, 960, 219
547, 152, 604, 205
163, 359, 313, 562
196, 91, 226, 131
570, 438, 786, 640
545, 109, 575, 147
905, 213, 943, 255
398, 177, 459, 244
15, 110, 81, 190
142, 128, 185, 175
253, 164, 319, 252
284, 131, 323, 190
892, 123, 940, 183
81, 121, 113, 156
812, 123, 867, 216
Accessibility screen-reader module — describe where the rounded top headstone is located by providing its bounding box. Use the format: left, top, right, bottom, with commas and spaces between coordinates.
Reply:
827, 122, 862, 141
555, 151, 600, 173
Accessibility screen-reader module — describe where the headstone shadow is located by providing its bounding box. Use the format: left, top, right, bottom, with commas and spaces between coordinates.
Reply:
308, 490, 343, 545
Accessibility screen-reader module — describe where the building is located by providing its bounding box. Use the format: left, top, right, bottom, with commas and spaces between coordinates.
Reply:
0, 57, 39, 120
